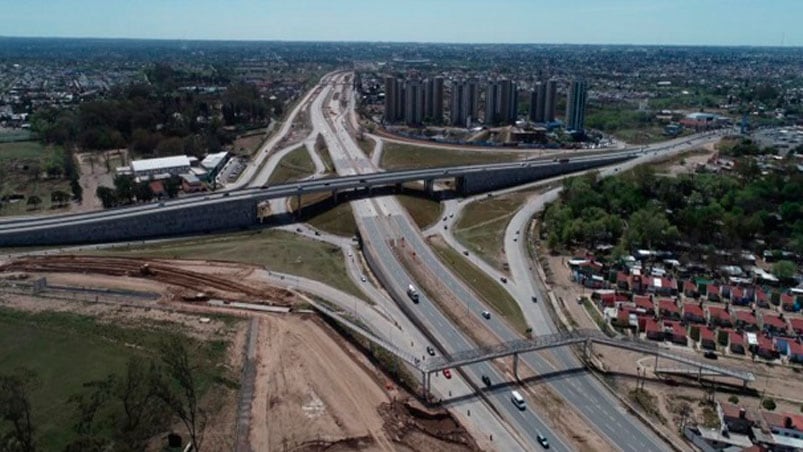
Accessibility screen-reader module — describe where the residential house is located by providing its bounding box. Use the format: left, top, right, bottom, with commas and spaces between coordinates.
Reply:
633, 295, 655, 316
762, 314, 788, 335
756, 288, 770, 308
683, 280, 699, 299
756, 335, 779, 360
708, 305, 733, 328
645, 276, 678, 297
616, 271, 631, 291
700, 327, 717, 350
658, 299, 681, 320
644, 318, 663, 341
728, 330, 746, 354
787, 340, 803, 364
664, 320, 687, 345
790, 317, 803, 337
730, 286, 753, 306
761, 410, 803, 444
683, 302, 707, 324
734, 310, 759, 331
707, 284, 721, 302
718, 401, 757, 434
781, 292, 798, 312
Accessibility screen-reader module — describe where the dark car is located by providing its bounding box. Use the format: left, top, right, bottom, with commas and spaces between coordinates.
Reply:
500, 276, 507, 283
531, 296, 538, 303
481, 375, 491, 387
704, 351, 718, 360
426, 346, 436, 356
537, 434, 549, 448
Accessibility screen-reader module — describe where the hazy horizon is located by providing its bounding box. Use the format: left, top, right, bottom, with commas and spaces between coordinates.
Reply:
1, 0, 801, 47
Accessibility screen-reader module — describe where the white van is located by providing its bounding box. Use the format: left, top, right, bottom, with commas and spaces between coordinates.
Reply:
511, 390, 526, 410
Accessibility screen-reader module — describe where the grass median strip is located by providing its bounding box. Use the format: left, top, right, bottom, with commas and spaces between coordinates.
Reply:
428, 236, 529, 335
396, 194, 443, 229
454, 192, 528, 271
268, 145, 316, 184
380, 142, 522, 171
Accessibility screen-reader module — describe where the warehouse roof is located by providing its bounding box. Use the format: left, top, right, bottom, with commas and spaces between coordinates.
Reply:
131, 155, 191, 174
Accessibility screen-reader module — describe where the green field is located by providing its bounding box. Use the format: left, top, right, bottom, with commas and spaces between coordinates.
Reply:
357, 135, 376, 157
396, 194, 443, 229
379, 142, 522, 170
0, 141, 72, 216
306, 201, 358, 237
92, 229, 364, 300
0, 308, 232, 451
454, 192, 528, 271
268, 145, 316, 184
429, 239, 529, 335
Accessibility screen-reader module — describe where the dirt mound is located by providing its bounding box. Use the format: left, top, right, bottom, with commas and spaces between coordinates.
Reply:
380, 400, 479, 451
1, 255, 295, 305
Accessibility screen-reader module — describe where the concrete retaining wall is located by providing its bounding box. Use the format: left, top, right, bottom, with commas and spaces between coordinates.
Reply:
1, 197, 258, 246
459, 157, 630, 195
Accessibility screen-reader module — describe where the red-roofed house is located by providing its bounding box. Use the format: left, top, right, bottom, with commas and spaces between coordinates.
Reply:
790, 317, 803, 336
788, 340, 803, 364
645, 276, 678, 297
718, 401, 758, 434
659, 299, 681, 320
700, 327, 717, 350
707, 284, 721, 302
683, 280, 698, 298
781, 292, 797, 312
730, 286, 752, 306
762, 314, 788, 335
683, 303, 706, 324
734, 310, 759, 331
755, 288, 770, 308
761, 410, 803, 437
644, 318, 662, 341
633, 295, 654, 315
616, 271, 631, 291
664, 321, 687, 345
756, 335, 778, 360
708, 305, 733, 328
728, 330, 746, 354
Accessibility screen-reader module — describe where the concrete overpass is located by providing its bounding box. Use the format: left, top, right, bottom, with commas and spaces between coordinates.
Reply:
0, 152, 633, 247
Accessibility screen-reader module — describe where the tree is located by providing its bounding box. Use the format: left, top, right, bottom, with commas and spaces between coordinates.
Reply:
25, 195, 42, 211
134, 182, 154, 203
0, 370, 37, 452
772, 260, 796, 280
164, 177, 181, 199
762, 398, 777, 411
113, 175, 135, 204
152, 337, 207, 452
728, 395, 740, 404
50, 190, 70, 207
96, 186, 118, 209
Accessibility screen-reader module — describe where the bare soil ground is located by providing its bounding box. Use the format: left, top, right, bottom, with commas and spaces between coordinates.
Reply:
74, 149, 126, 213
654, 145, 716, 177
2, 259, 480, 451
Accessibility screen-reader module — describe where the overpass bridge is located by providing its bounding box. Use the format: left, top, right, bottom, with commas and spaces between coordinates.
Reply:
0, 152, 633, 247
417, 329, 755, 396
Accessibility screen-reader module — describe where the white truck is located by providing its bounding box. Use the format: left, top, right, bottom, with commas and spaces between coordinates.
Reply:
406, 284, 419, 303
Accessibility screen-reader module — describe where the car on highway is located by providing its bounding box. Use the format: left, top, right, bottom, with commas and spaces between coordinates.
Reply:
704, 351, 718, 360
537, 434, 549, 449
426, 346, 435, 356
481, 375, 491, 387
443, 369, 452, 379
463, 250, 469, 256
511, 390, 526, 410
481, 310, 491, 319
500, 276, 507, 283
531, 296, 538, 303
360, 275, 366, 282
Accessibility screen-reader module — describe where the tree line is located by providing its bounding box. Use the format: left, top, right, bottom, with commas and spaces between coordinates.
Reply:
543, 157, 803, 260
0, 337, 208, 452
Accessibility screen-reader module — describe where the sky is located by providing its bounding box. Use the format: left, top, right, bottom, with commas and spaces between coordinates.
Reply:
1, 0, 801, 47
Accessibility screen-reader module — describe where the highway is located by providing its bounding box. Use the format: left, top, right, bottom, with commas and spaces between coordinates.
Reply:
316, 72, 572, 451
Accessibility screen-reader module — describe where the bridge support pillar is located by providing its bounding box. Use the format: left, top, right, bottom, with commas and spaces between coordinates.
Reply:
295, 193, 302, 217
332, 190, 338, 203
455, 176, 466, 195
583, 339, 592, 361
422, 371, 431, 401
395, 183, 403, 193
513, 353, 520, 382
424, 179, 434, 195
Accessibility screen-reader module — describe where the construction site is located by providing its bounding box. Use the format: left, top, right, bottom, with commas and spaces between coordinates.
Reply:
0, 255, 479, 451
